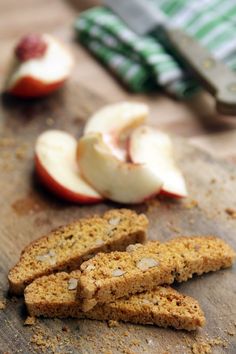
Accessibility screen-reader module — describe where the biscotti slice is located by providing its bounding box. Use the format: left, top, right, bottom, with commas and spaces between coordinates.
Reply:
24, 271, 205, 331
77, 236, 235, 311
8, 209, 148, 295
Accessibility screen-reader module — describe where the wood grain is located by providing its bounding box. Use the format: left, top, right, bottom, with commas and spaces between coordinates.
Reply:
1, 0, 236, 154
0, 83, 236, 353
0, 0, 236, 352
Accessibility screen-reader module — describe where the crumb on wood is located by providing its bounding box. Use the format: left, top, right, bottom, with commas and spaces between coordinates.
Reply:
184, 199, 199, 209
131, 339, 141, 346
190, 336, 228, 354
168, 224, 181, 233
107, 320, 120, 328
0, 161, 13, 172
122, 350, 136, 354
62, 325, 70, 332
191, 342, 211, 354
46, 117, 55, 127
146, 198, 161, 212
24, 316, 36, 326
225, 208, 236, 219
0, 300, 6, 310
30, 333, 47, 348
225, 328, 235, 336
30, 325, 64, 352
208, 337, 228, 348
15, 144, 28, 160
205, 190, 213, 197
123, 331, 129, 337
146, 338, 154, 345
0, 137, 15, 147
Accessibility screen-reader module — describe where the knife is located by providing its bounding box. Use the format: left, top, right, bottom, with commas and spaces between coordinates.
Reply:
104, 0, 236, 116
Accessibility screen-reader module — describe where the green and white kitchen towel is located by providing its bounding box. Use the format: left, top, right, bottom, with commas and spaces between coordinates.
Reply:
75, 0, 236, 97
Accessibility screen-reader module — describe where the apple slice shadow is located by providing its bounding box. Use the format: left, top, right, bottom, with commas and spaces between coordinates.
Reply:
31, 166, 151, 216
1, 85, 66, 108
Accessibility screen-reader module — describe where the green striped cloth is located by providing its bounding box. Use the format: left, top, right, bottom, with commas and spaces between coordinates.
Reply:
75, 0, 236, 97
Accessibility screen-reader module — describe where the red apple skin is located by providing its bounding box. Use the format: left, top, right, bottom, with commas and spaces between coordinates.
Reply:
141, 189, 163, 203
126, 138, 132, 162
8, 76, 66, 98
127, 138, 186, 199
159, 189, 185, 199
35, 155, 103, 204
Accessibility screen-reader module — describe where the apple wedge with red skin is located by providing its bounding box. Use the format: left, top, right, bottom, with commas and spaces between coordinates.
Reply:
9, 76, 66, 98
6, 34, 73, 98
35, 130, 103, 203
84, 102, 149, 160
77, 133, 163, 204
129, 126, 188, 198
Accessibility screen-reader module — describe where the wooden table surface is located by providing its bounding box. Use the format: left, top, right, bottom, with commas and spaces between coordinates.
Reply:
1, 0, 236, 161
1, 79, 236, 354
1, 1, 236, 354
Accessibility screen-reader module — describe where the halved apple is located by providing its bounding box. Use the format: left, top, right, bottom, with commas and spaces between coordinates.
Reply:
84, 102, 149, 160
6, 34, 73, 98
35, 130, 103, 203
129, 126, 188, 198
77, 133, 163, 204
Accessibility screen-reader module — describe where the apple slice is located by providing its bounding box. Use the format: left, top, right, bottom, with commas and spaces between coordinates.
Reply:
84, 102, 149, 160
6, 34, 73, 98
35, 130, 103, 203
77, 133, 163, 204
129, 126, 188, 198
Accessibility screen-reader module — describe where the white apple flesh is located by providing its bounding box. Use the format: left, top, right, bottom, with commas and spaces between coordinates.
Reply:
77, 133, 163, 204
35, 130, 103, 203
6, 34, 73, 95
129, 126, 188, 198
84, 102, 149, 160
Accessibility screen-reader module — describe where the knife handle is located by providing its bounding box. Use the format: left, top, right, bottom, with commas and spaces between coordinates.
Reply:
159, 27, 236, 115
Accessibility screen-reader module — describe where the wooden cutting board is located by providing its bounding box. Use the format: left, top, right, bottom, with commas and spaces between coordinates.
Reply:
0, 83, 236, 354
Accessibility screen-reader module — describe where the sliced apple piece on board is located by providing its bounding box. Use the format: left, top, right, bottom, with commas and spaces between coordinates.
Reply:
129, 126, 188, 198
35, 130, 103, 203
84, 102, 149, 160
77, 133, 163, 204
6, 34, 73, 98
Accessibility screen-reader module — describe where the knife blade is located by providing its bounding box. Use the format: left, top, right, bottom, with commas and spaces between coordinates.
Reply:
104, 0, 236, 116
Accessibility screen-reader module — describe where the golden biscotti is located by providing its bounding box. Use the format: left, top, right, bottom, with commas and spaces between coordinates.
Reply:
77, 236, 235, 311
24, 271, 205, 331
8, 209, 148, 295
